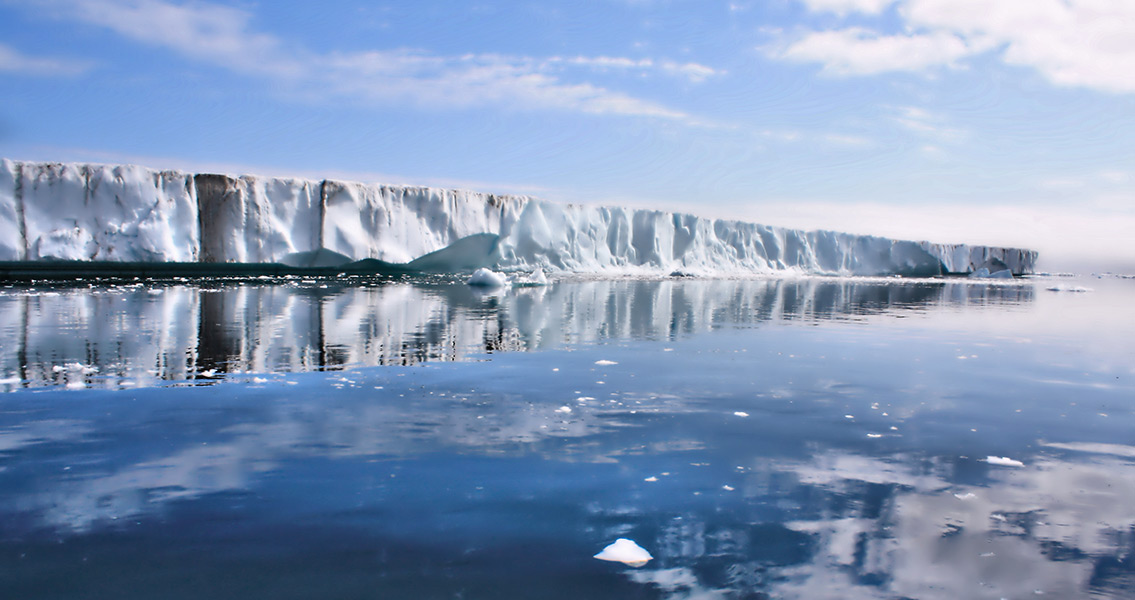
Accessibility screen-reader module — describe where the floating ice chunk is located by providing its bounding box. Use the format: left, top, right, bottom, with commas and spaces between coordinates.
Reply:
985, 456, 1025, 467
594, 360, 618, 366
466, 268, 508, 288
867, 433, 882, 438
722, 485, 735, 491
1045, 284, 1093, 293
512, 268, 549, 286
594, 538, 653, 567
555, 406, 572, 414
969, 267, 1013, 279
733, 411, 750, 417
644, 476, 659, 482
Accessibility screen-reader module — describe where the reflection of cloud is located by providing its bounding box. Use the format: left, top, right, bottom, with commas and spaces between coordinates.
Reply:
767, 450, 1134, 599
596, 445, 1135, 599
0, 419, 91, 452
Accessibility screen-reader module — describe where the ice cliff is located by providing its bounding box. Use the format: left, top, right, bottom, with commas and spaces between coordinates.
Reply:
0, 159, 1037, 276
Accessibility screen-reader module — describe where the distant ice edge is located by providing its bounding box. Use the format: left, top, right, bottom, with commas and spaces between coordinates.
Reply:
0, 159, 1037, 277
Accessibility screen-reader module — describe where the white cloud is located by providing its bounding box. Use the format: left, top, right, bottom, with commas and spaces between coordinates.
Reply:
0, 42, 91, 76
775, 28, 972, 75
49, 0, 303, 78
35, 0, 706, 122
900, 0, 1135, 93
797, 0, 896, 15
778, 0, 1135, 94
546, 55, 722, 83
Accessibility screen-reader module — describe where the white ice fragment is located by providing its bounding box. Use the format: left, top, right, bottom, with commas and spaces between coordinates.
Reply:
594, 538, 653, 567
733, 411, 749, 417
513, 268, 549, 286
555, 406, 572, 414
954, 492, 976, 500
722, 485, 735, 491
252, 377, 268, 384
985, 456, 1025, 467
1045, 284, 1093, 293
644, 476, 659, 482
466, 268, 508, 288
594, 360, 618, 366
867, 433, 882, 438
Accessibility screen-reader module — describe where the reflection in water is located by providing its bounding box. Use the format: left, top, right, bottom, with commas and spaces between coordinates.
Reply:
0, 277, 1033, 389
0, 276, 1129, 599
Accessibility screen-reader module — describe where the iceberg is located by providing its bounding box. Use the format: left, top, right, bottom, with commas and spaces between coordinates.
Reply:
594, 538, 653, 567
0, 159, 1038, 277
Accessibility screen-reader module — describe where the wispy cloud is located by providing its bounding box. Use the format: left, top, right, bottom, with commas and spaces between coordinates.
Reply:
796, 0, 896, 16
771, 0, 1135, 94
32, 0, 711, 122
890, 106, 967, 141
0, 42, 92, 76
771, 27, 973, 75
546, 55, 723, 83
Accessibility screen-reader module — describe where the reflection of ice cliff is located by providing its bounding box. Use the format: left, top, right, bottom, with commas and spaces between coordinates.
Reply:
1, 159, 1037, 276
0, 278, 1033, 389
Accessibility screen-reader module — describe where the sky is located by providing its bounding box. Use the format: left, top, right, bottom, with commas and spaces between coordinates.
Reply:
1, 0, 1133, 272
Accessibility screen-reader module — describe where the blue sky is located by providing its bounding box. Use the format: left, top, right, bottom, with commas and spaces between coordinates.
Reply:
1, 0, 1133, 270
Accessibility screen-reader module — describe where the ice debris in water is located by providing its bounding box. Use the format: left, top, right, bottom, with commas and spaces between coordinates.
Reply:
985, 456, 1025, 467
512, 268, 549, 286
594, 360, 618, 366
1045, 284, 1093, 293
466, 268, 508, 288
594, 539, 653, 567
733, 411, 750, 417
969, 267, 1013, 279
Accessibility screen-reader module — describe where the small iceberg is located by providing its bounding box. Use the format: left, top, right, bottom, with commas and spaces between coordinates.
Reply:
512, 268, 549, 287
985, 456, 1025, 467
1045, 284, 1093, 293
969, 267, 1014, 279
594, 538, 653, 567
466, 268, 509, 288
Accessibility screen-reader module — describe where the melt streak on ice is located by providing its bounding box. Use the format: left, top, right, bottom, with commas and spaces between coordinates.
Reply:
0, 160, 1037, 276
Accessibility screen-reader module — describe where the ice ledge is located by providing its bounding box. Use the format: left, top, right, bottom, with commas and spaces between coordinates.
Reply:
0, 159, 1037, 277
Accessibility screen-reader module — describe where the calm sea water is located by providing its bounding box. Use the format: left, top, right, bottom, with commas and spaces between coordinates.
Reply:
1, 275, 1132, 599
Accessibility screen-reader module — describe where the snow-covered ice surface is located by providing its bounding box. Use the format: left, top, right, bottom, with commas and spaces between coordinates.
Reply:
0, 159, 1037, 276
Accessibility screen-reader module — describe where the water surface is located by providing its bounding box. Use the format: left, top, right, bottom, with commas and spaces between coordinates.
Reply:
1, 275, 1132, 599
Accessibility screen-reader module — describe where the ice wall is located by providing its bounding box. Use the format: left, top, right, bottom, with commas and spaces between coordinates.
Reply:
0, 159, 1038, 276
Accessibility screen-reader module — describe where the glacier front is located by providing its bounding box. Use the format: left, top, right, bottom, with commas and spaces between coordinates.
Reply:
0, 159, 1037, 277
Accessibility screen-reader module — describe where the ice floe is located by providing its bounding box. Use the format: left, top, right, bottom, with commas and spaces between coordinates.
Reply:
594, 538, 653, 567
